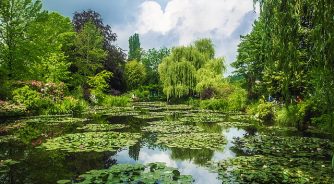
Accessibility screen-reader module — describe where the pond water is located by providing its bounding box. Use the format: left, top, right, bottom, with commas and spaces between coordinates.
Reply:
0, 102, 333, 184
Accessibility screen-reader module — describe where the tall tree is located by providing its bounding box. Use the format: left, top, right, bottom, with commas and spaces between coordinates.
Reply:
0, 0, 42, 79
128, 33, 141, 61
74, 21, 107, 80
26, 12, 74, 82
141, 47, 170, 85
72, 10, 126, 91
159, 39, 224, 99
124, 60, 146, 90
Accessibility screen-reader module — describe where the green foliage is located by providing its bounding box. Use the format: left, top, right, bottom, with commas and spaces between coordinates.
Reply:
102, 95, 131, 107
141, 47, 170, 85
47, 97, 88, 115
124, 60, 146, 90
194, 38, 215, 59
159, 39, 226, 100
199, 99, 228, 111
257, 101, 276, 124
227, 86, 247, 111
74, 21, 107, 78
58, 163, 193, 184
26, 12, 73, 82
0, 101, 26, 117
88, 70, 113, 102
0, 0, 42, 80
39, 132, 141, 152
157, 133, 226, 150
12, 86, 50, 111
128, 33, 141, 61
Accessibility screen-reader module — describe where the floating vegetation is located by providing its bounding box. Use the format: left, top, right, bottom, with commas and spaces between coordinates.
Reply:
77, 123, 129, 131
233, 135, 333, 158
39, 132, 141, 152
0, 135, 19, 143
142, 124, 204, 134
179, 116, 225, 123
147, 120, 185, 126
133, 114, 164, 120
0, 121, 26, 133
58, 162, 193, 184
217, 121, 253, 128
212, 155, 334, 184
0, 159, 19, 173
24, 117, 89, 125
157, 133, 226, 150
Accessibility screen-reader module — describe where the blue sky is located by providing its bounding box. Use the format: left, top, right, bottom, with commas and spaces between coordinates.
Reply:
43, 0, 258, 75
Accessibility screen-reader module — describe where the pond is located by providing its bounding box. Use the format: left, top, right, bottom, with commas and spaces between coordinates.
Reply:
0, 102, 333, 183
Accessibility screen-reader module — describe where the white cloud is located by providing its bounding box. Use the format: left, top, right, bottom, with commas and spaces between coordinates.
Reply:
137, 0, 255, 45
134, 0, 258, 75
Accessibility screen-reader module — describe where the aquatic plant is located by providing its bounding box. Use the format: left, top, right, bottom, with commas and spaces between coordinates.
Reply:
211, 155, 334, 184
233, 135, 333, 158
142, 124, 204, 134
57, 162, 193, 184
77, 123, 129, 131
157, 133, 226, 150
39, 132, 141, 152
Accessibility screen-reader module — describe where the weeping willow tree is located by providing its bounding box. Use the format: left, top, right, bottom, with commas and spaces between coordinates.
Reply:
159, 39, 225, 100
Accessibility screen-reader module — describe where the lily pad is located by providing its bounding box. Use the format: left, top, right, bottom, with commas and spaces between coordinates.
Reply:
39, 132, 141, 152
157, 133, 226, 150
59, 162, 193, 183
142, 124, 204, 134
211, 155, 334, 184
217, 121, 253, 128
77, 124, 129, 131
233, 135, 333, 158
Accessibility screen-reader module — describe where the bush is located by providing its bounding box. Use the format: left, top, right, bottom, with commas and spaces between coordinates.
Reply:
227, 87, 247, 111
102, 96, 131, 107
199, 99, 228, 111
257, 100, 276, 125
13, 86, 52, 112
46, 96, 88, 115
0, 101, 27, 117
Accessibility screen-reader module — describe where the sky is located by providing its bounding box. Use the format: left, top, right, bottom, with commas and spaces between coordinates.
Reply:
43, 0, 259, 75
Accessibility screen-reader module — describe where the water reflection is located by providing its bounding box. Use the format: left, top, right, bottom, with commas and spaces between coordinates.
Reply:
112, 147, 221, 184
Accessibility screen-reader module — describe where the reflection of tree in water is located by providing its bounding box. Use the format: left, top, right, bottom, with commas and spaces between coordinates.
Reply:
196, 122, 222, 133
128, 141, 140, 161
170, 147, 214, 166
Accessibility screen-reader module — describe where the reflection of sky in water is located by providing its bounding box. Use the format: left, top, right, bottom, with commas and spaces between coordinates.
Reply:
213, 128, 246, 161
111, 127, 247, 184
113, 147, 220, 184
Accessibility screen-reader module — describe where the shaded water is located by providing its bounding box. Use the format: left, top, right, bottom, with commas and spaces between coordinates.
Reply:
0, 102, 333, 183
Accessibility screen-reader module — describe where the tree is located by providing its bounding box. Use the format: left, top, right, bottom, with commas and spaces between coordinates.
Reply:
124, 60, 146, 90
0, 0, 42, 79
141, 47, 170, 85
158, 39, 225, 99
25, 12, 74, 82
128, 33, 141, 61
72, 10, 126, 91
74, 21, 107, 80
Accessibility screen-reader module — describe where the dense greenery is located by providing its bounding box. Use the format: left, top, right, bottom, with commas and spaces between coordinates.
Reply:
233, 0, 334, 132
0, 0, 333, 182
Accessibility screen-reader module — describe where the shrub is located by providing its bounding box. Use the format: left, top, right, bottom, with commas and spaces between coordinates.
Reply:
227, 87, 247, 111
13, 86, 52, 112
199, 99, 228, 111
46, 97, 88, 115
88, 70, 113, 103
102, 96, 131, 107
0, 101, 27, 117
257, 100, 276, 125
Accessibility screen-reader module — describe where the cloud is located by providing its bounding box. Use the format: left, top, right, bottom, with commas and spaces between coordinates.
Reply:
135, 0, 258, 75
